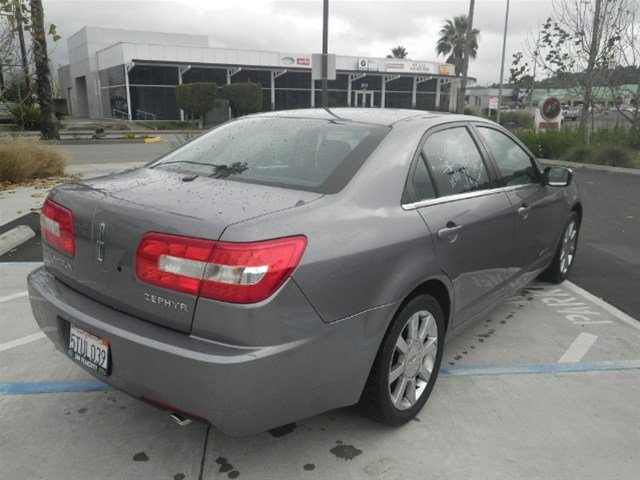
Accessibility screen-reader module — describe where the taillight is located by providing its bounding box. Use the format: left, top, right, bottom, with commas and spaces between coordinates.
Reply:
135, 232, 307, 304
41, 198, 75, 256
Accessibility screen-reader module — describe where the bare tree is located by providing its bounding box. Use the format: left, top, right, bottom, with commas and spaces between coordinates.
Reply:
510, 0, 634, 142
604, 1, 639, 130
0, 18, 15, 93
29, 0, 57, 139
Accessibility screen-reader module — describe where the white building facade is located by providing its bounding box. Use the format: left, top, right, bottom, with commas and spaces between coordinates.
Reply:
59, 27, 464, 120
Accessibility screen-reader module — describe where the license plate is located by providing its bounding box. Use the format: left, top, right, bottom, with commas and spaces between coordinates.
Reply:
68, 324, 110, 376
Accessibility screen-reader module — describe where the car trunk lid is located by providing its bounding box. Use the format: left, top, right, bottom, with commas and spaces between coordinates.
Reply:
44, 167, 321, 332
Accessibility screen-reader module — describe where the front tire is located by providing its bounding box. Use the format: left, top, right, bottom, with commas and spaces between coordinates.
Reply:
358, 294, 445, 425
540, 211, 580, 284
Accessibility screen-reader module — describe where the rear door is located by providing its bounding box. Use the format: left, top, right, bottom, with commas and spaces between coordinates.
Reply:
473, 124, 564, 275
410, 123, 514, 327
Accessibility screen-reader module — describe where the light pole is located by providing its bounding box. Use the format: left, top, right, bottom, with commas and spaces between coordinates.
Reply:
321, 0, 329, 108
496, 0, 510, 124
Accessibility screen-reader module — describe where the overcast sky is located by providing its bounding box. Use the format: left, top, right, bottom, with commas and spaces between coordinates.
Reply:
43, 0, 557, 85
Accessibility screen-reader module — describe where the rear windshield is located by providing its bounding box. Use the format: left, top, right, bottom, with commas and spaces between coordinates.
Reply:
150, 117, 389, 193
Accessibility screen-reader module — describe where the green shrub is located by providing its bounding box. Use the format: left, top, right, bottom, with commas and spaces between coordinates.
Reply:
0, 137, 69, 182
10, 104, 43, 130
591, 127, 640, 150
591, 145, 635, 168
463, 106, 485, 118
562, 146, 592, 163
220, 82, 263, 117
499, 110, 534, 130
515, 128, 582, 159
175, 82, 218, 128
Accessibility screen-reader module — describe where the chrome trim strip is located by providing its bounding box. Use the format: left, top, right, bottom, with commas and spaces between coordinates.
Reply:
402, 188, 501, 210
402, 183, 544, 210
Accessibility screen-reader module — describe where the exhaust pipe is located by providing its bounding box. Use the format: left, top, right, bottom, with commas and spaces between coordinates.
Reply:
169, 412, 193, 427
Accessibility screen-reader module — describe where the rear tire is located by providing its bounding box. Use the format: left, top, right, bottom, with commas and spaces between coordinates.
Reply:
358, 294, 445, 425
539, 211, 580, 284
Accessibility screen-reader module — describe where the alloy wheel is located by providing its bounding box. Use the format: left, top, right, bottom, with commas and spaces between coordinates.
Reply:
388, 310, 439, 411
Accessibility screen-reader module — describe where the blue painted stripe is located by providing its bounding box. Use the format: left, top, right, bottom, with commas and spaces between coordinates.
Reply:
440, 360, 640, 377
0, 361, 637, 396
0, 380, 112, 395
0, 262, 43, 267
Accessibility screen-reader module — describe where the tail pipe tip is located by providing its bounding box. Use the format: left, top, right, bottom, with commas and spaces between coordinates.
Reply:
169, 412, 194, 427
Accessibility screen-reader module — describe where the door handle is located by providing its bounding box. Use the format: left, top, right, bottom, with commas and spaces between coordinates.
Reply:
437, 224, 462, 242
517, 205, 530, 219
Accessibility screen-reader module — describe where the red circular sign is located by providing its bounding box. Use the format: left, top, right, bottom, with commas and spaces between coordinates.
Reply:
541, 97, 561, 120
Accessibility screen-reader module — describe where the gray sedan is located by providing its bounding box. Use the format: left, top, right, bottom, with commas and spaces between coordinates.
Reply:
28, 109, 581, 435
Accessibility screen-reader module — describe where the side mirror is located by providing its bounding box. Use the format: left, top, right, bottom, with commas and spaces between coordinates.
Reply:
544, 166, 573, 187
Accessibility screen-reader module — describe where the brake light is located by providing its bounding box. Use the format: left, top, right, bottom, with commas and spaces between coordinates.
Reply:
41, 198, 75, 256
135, 233, 307, 304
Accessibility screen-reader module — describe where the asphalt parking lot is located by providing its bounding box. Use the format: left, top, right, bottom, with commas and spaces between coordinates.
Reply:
1, 141, 639, 479
1, 262, 638, 479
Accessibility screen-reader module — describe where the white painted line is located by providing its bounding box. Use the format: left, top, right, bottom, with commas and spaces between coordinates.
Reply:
558, 332, 598, 363
0, 225, 36, 256
0, 332, 46, 353
0, 291, 28, 303
565, 281, 639, 330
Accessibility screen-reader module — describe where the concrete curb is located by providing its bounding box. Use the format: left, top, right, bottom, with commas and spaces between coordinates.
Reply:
0, 226, 35, 256
52, 137, 163, 145
539, 158, 640, 175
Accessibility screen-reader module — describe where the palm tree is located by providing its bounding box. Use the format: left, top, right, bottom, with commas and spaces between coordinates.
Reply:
386, 45, 408, 59
436, 15, 480, 76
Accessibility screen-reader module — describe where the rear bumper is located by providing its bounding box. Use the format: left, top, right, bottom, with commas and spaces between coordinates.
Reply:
27, 266, 393, 436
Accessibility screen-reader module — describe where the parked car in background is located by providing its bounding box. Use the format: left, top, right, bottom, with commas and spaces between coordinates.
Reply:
28, 109, 581, 436
563, 106, 581, 120
0, 102, 16, 124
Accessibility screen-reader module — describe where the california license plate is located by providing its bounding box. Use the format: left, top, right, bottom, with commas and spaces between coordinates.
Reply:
68, 324, 110, 376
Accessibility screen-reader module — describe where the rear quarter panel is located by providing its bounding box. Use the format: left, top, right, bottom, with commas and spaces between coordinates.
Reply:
218, 120, 447, 324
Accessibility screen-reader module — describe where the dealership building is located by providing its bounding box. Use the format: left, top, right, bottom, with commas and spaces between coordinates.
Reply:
58, 27, 466, 121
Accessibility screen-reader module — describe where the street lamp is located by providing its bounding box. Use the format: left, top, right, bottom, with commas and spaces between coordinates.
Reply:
496, 0, 510, 124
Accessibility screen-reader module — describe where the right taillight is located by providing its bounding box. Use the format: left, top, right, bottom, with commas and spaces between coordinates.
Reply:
41, 198, 75, 256
135, 232, 307, 304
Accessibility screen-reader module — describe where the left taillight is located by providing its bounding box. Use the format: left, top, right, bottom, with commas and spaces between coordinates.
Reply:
41, 198, 75, 256
135, 232, 307, 304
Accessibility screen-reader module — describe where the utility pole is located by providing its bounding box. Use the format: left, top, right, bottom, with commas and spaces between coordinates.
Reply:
496, 0, 510, 124
321, 0, 329, 108
456, 0, 475, 113
29, 0, 59, 139
14, 1, 31, 92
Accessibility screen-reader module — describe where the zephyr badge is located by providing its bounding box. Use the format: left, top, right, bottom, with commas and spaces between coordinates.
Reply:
97, 222, 106, 262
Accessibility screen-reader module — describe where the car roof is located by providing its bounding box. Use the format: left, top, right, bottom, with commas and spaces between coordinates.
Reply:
254, 108, 478, 127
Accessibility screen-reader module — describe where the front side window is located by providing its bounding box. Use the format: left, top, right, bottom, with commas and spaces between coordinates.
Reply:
422, 127, 490, 197
477, 126, 539, 187
151, 117, 388, 193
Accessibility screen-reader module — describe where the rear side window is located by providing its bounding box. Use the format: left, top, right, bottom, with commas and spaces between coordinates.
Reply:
151, 117, 389, 193
477, 126, 540, 187
422, 127, 490, 197
412, 156, 436, 201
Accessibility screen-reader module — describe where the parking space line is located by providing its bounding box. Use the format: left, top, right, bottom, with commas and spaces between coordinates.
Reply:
0, 332, 46, 353
565, 281, 639, 329
1, 360, 638, 396
558, 332, 598, 363
439, 360, 639, 377
0, 262, 43, 267
0, 380, 112, 395
0, 291, 28, 303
